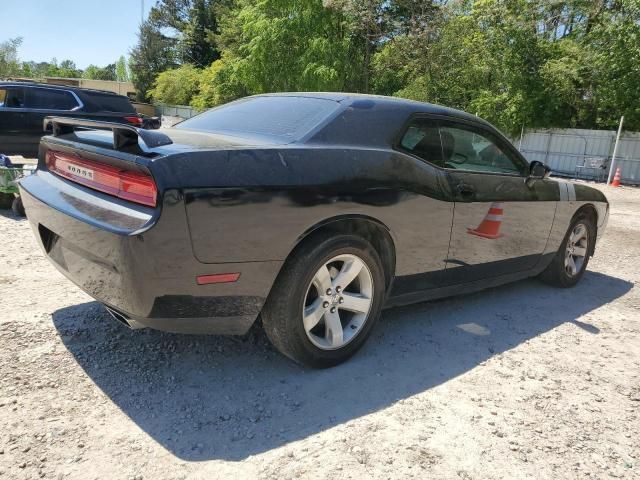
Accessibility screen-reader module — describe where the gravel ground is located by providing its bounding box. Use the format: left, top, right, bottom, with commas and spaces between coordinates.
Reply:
0, 183, 638, 480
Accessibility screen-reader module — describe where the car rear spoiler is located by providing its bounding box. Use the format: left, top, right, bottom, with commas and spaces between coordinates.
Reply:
43, 116, 173, 150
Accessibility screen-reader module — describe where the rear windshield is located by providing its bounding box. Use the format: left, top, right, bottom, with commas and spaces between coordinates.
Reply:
175, 96, 341, 141
81, 92, 135, 113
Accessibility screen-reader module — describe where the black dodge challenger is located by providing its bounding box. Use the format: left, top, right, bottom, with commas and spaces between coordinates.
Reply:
19, 93, 609, 367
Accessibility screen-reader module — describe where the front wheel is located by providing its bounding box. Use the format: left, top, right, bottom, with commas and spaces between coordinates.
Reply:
539, 213, 595, 287
261, 233, 385, 368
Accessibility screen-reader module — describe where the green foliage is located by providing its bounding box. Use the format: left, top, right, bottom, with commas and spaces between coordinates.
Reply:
8, 57, 83, 79
0, 37, 23, 77
116, 56, 129, 82
126, 0, 640, 132
82, 63, 117, 81
584, 0, 640, 130
216, 0, 355, 95
190, 57, 247, 109
149, 64, 202, 105
148, 0, 224, 67
369, 0, 640, 133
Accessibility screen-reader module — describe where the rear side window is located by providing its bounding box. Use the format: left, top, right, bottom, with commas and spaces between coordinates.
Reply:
398, 118, 444, 167
26, 88, 78, 110
176, 96, 341, 141
81, 92, 136, 113
0, 87, 25, 108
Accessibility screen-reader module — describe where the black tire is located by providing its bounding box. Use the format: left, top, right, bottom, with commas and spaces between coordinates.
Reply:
0, 193, 13, 210
261, 232, 386, 368
11, 196, 25, 216
539, 212, 595, 288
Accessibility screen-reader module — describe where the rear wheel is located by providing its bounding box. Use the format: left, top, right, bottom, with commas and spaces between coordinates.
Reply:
11, 196, 25, 216
539, 212, 595, 287
261, 233, 385, 368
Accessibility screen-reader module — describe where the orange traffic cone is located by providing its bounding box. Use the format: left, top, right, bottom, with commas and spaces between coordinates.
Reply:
611, 167, 621, 187
468, 202, 504, 239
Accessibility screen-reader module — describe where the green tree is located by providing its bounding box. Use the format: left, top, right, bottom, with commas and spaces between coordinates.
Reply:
116, 55, 129, 82
371, 0, 570, 133
149, 64, 202, 105
0, 37, 23, 77
203, 0, 356, 105
56, 59, 83, 78
149, 0, 223, 67
129, 21, 178, 101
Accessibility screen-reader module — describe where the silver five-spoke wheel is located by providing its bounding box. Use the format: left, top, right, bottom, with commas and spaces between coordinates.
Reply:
565, 223, 588, 277
303, 254, 373, 350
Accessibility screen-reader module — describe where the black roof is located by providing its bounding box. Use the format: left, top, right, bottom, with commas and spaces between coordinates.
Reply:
256, 92, 488, 126
0, 80, 127, 97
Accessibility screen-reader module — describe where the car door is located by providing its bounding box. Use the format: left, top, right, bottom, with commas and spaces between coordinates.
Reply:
391, 116, 455, 294
0, 86, 28, 155
439, 119, 556, 285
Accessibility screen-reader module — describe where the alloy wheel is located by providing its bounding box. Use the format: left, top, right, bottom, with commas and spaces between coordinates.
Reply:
302, 254, 374, 350
565, 223, 589, 277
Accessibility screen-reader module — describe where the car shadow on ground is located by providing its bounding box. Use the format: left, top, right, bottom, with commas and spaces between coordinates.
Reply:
0, 208, 25, 220
52, 270, 632, 461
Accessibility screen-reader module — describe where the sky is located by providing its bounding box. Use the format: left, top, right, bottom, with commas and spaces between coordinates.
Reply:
1, 0, 155, 69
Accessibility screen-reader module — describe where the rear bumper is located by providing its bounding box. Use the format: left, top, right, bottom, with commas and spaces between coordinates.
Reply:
19, 172, 282, 334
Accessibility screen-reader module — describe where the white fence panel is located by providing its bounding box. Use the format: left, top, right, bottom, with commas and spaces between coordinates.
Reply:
518, 128, 640, 185
155, 104, 198, 120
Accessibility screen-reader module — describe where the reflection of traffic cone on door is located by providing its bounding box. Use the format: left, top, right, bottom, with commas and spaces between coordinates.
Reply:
611, 167, 621, 187
468, 202, 504, 239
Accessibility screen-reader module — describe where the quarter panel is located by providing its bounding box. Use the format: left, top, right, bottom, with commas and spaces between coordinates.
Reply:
182, 148, 453, 283
541, 180, 609, 256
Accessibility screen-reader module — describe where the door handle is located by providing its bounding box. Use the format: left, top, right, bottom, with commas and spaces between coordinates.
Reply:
456, 183, 476, 198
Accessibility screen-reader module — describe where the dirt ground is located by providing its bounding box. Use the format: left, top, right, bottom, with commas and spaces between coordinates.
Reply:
0, 183, 638, 480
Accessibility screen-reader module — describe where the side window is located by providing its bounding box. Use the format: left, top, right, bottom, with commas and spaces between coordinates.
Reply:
439, 124, 525, 175
398, 118, 443, 167
0, 88, 25, 108
83, 92, 135, 113
26, 88, 79, 110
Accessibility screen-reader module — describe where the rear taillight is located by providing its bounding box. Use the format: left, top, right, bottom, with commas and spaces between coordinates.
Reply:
46, 150, 157, 207
124, 115, 143, 126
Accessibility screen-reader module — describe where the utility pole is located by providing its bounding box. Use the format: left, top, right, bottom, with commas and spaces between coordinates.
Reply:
141, 0, 144, 25
607, 116, 624, 184
518, 124, 525, 151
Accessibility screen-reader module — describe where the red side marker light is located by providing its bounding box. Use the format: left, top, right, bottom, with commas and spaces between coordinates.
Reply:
196, 273, 241, 285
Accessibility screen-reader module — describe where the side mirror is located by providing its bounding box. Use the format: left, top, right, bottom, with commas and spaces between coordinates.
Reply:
528, 161, 551, 181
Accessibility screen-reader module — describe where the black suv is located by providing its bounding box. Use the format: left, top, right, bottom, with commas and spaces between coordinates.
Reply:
0, 82, 144, 157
